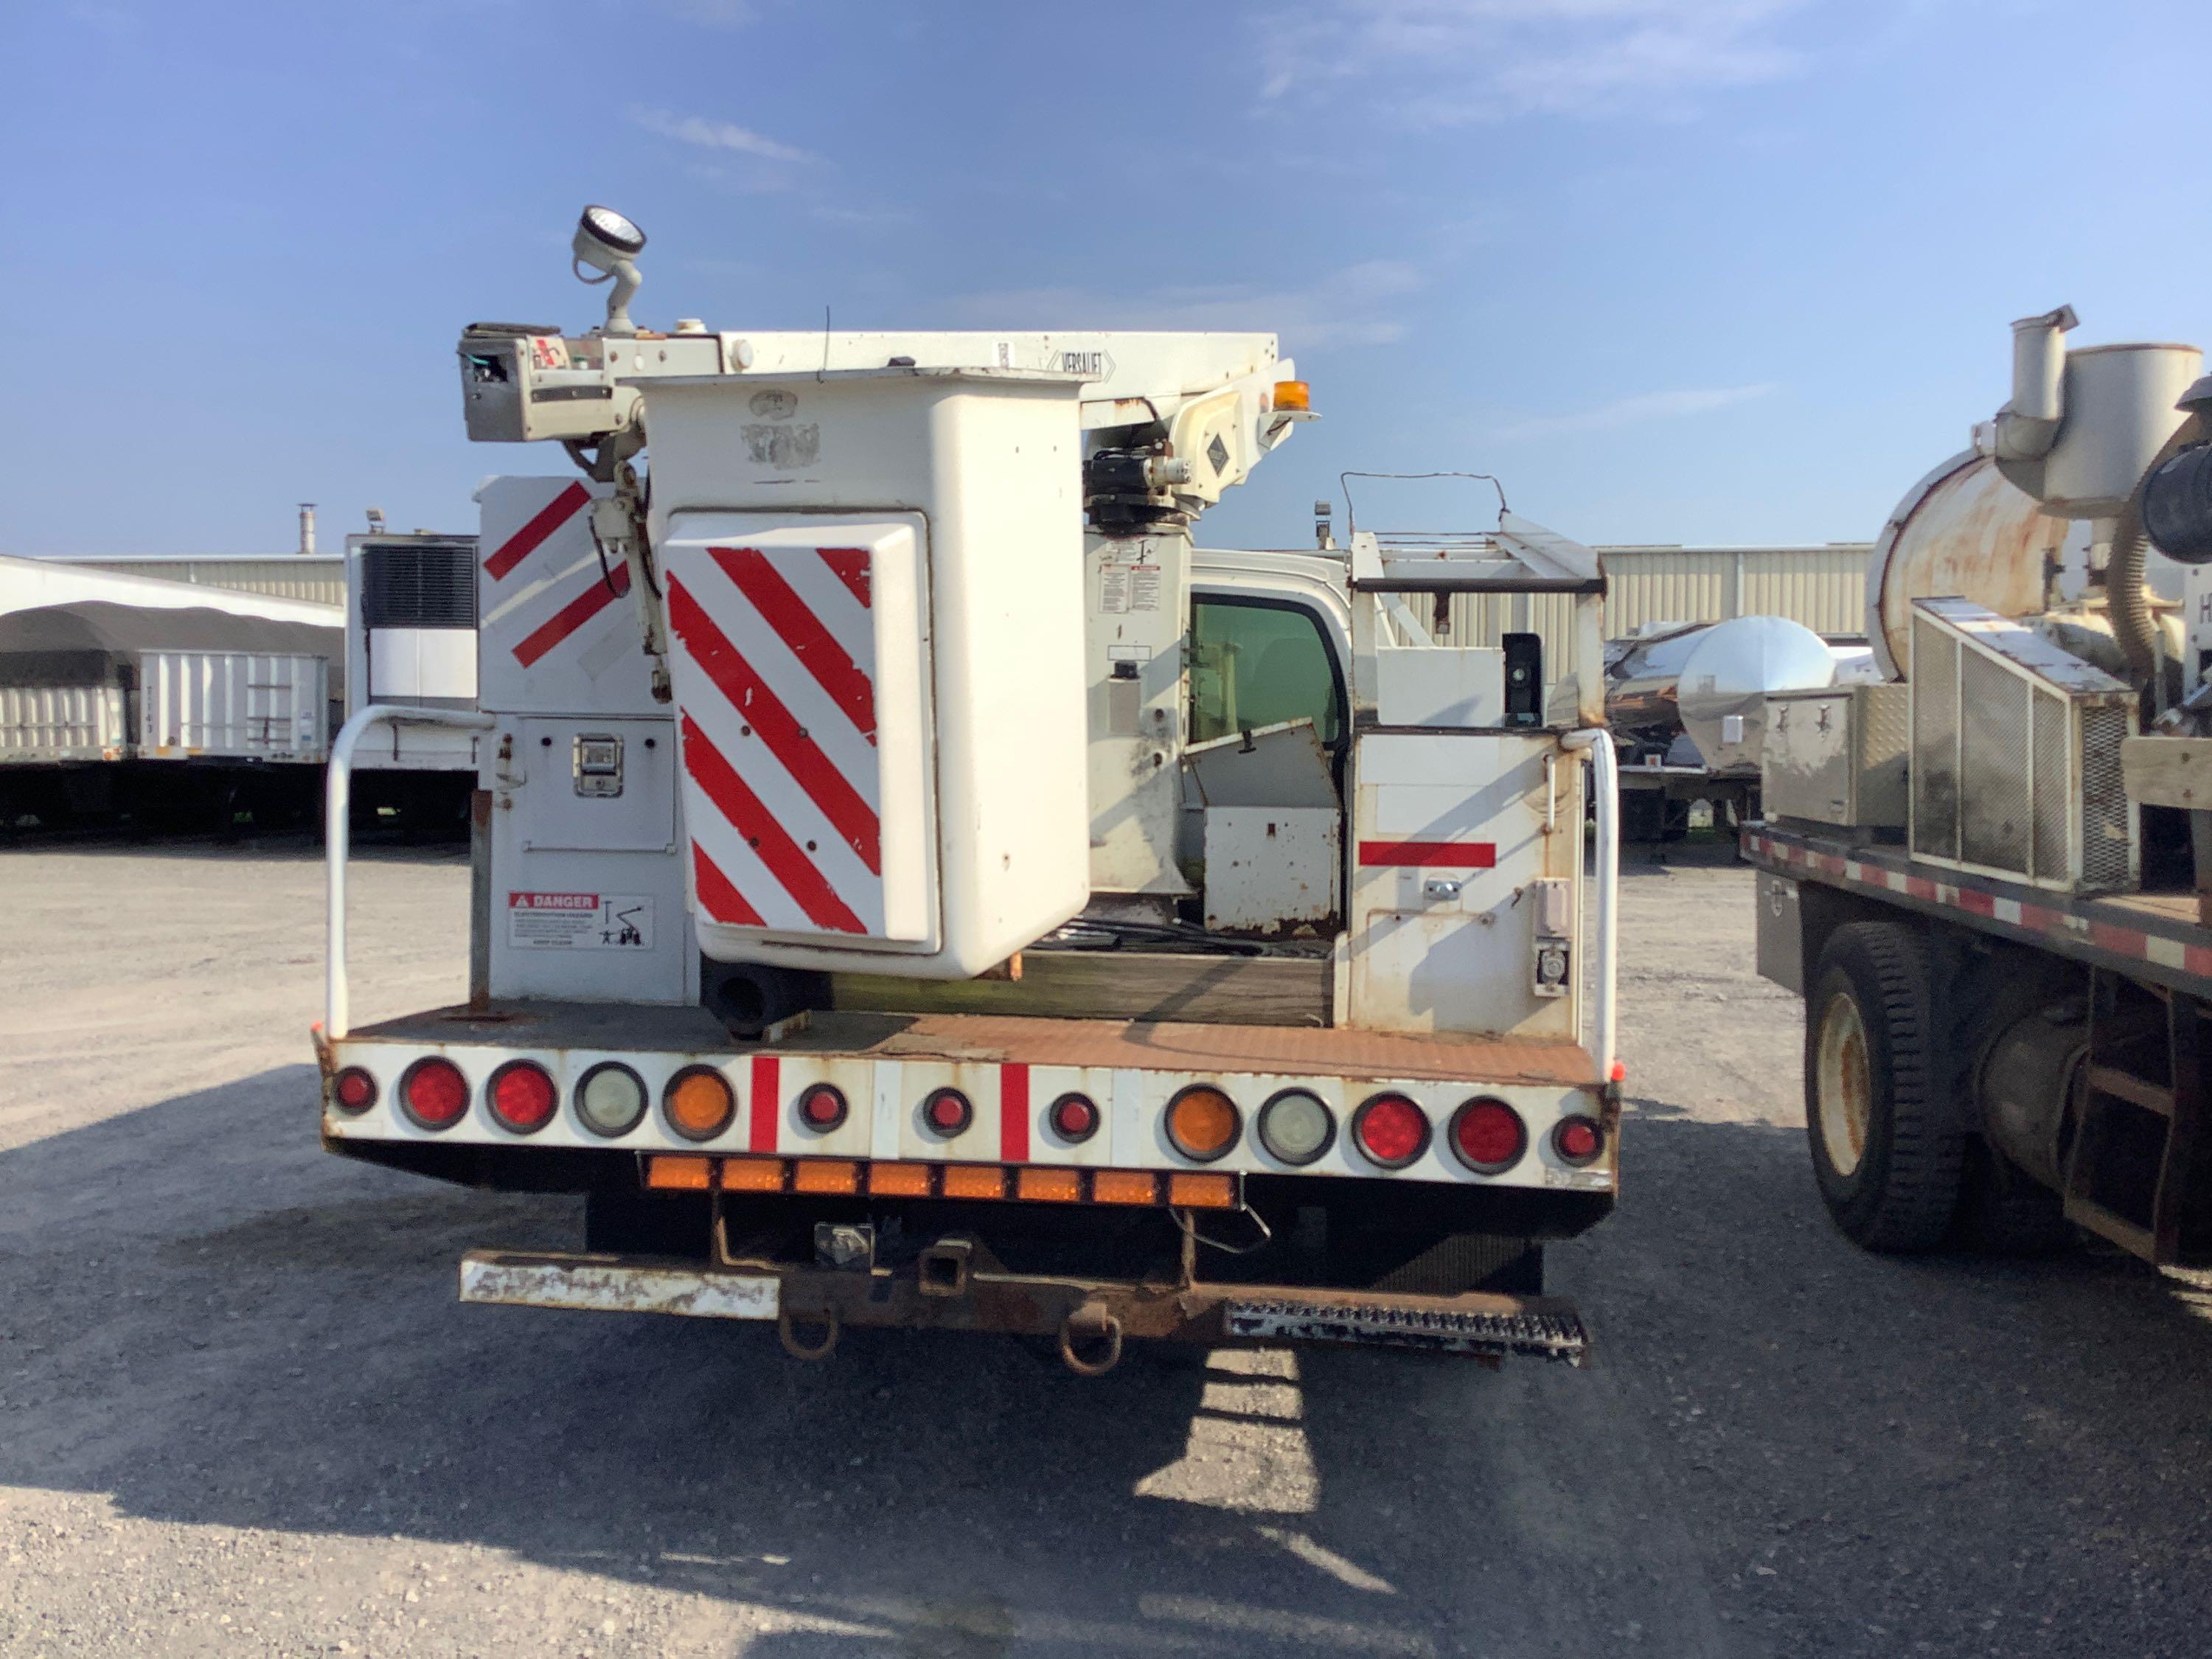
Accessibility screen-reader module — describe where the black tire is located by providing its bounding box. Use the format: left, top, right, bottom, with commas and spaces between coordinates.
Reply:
1804, 922, 1966, 1252
1621, 791, 1664, 842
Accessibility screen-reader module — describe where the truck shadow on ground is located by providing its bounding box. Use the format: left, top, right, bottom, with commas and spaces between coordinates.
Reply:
7, 1068, 2212, 1656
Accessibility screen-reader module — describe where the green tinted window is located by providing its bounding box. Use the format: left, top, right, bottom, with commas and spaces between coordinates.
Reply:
1189, 599, 1343, 746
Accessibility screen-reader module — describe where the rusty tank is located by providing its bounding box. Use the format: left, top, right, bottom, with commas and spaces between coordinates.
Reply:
1864, 451, 2067, 679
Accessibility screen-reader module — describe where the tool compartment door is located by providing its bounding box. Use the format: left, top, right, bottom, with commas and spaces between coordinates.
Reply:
661, 517, 937, 952
1348, 731, 1580, 1038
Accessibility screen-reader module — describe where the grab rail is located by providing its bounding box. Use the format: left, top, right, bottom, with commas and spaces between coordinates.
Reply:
324, 706, 495, 1040
1559, 728, 1619, 1082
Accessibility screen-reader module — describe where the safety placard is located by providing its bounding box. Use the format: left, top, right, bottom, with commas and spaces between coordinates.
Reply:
1099, 564, 1161, 615
505, 891, 655, 950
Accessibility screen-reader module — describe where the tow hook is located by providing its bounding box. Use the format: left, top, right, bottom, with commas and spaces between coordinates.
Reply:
778, 1304, 840, 1361
1057, 1302, 1124, 1377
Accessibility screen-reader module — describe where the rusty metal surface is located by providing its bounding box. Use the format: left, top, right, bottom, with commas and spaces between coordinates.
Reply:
820, 1012, 1599, 1085
459, 1253, 779, 1320
457, 1248, 1588, 1364
352, 1000, 1601, 1087
1869, 452, 2065, 679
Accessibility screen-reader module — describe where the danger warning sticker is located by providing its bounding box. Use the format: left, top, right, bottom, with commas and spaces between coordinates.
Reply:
506, 891, 655, 951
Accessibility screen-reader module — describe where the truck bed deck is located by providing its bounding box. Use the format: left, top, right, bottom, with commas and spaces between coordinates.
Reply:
1744, 824, 2212, 997
352, 1001, 1600, 1088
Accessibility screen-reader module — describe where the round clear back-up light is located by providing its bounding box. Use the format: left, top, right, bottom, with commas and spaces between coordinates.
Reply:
1257, 1088, 1335, 1165
575, 1062, 648, 1138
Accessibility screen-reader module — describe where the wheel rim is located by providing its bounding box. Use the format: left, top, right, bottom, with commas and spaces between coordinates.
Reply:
1815, 991, 1872, 1178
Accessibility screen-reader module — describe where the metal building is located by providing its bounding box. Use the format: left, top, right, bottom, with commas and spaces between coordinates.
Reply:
1443, 541, 1874, 682
38, 554, 349, 608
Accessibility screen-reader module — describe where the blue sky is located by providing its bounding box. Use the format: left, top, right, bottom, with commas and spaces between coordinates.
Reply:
7, 0, 2212, 557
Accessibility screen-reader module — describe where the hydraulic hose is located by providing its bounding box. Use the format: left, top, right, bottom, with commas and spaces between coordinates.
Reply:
2110, 411, 2209, 685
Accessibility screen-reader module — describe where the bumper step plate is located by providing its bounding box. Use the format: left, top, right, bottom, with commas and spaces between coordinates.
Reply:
1224, 1296, 1589, 1365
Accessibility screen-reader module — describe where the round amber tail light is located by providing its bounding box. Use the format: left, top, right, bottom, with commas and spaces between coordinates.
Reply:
663, 1067, 736, 1143
1166, 1085, 1240, 1163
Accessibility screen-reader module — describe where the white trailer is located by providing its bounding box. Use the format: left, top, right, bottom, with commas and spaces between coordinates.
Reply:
316, 207, 1621, 1371
0, 590, 341, 830
341, 529, 484, 826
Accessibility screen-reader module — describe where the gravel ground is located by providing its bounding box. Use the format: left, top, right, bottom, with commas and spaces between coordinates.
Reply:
3, 837, 2211, 1658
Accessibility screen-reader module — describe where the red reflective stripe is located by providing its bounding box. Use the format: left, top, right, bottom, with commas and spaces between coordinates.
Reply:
2090, 921, 2146, 959
680, 713, 866, 934
692, 844, 764, 927
512, 563, 629, 667
1958, 888, 1997, 917
709, 547, 876, 742
1000, 1063, 1030, 1164
818, 546, 872, 609
749, 1055, 779, 1153
667, 576, 880, 872
484, 481, 590, 580
1357, 841, 1498, 868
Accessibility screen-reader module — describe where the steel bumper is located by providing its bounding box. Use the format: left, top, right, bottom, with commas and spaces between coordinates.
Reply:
458, 1248, 1589, 1366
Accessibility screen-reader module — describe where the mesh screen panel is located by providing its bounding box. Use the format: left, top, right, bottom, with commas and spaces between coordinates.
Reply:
361, 542, 479, 630
2079, 703, 2134, 892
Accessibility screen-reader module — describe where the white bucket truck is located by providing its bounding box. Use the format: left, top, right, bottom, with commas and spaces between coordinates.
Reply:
316, 206, 1621, 1371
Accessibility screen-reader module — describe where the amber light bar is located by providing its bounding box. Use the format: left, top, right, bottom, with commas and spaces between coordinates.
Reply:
646, 1155, 1237, 1208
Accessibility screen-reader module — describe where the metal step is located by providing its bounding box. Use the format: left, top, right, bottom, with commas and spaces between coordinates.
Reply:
1223, 1296, 1588, 1365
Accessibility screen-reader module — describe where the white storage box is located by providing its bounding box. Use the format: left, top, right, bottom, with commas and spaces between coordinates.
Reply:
649, 366, 1090, 978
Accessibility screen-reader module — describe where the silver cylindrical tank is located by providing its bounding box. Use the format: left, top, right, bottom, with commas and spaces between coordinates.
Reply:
1605, 616, 1837, 773
1674, 616, 1837, 773
2035, 344, 2202, 518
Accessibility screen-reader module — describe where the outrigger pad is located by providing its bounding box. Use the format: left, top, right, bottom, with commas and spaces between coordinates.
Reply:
1224, 1296, 1589, 1365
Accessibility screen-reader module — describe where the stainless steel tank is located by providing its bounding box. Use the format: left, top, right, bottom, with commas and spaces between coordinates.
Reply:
1606, 616, 1838, 773
1676, 616, 1837, 773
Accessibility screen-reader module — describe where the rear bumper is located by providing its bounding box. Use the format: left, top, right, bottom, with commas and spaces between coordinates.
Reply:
320, 1000, 1616, 1199
459, 1248, 1589, 1366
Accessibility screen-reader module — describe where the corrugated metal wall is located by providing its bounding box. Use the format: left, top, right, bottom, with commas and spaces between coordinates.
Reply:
1441, 543, 1874, 684
72, 557, 348, 608
1603, 544, 1872, 638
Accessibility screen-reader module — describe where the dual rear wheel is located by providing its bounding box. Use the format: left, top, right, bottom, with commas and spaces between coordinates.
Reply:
1804, 921, 2066, 1254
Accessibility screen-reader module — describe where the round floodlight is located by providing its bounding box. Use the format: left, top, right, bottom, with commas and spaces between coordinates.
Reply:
578, 204, 646, 259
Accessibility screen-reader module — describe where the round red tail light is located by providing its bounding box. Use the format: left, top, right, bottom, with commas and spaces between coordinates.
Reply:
487, 1061, 558, 1133
1554, 1115, 1604, 1165
399, 1057, 470, 1130
1451, 1098, 1528, 1174
1352, 1093, 1430, 1169
799, 1083, 849, 1132
1048, 1093, 1099, 1144
331, 1068, 378, 1113
922, 1088, 973, 1137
